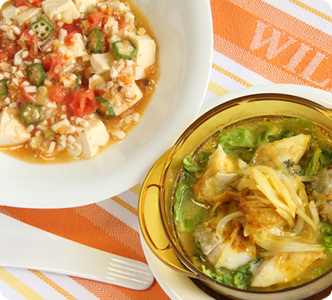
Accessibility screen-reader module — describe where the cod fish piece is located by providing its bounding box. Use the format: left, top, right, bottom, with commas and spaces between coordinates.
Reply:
250, 134, 310, 167
251, 251, 322, 287
207, 224, 256, 270
193, 225, 220, 256
193, 144, 239, 202
310, 167, 332, 223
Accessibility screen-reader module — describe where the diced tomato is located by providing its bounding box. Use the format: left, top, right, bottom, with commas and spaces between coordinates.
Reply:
0, 42, 17, 62
50, 54, 63, 69
22, 29, 40, 59
19, 92, 36, 109
16, 0, 27, 7
62, 19, 81, 34
49, 86, 67, 103
113, 14, 125, 29
22, 29, 40, 47
47, 54, 64, 80
86, 12, 106, 32
42, 56, 52, 72
66, 89, 97, 117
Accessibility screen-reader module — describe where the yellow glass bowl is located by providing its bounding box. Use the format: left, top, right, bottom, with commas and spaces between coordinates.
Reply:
138, 93, 332, 300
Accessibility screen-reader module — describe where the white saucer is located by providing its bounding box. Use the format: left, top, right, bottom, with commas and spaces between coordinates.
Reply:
140, 84, 332, 300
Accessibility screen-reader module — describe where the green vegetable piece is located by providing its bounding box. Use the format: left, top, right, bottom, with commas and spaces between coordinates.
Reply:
27, 63, 46, 87
183, 218, 193, 232
279, 129, 297, 139
320, 147, 332, 167
183, 155, 201, 173
0, 79, 7, 97
201, 266, 234, 287
30, 18, 54, 40
174, 183, 194, 222
322, 236, 332, 253
234, 271, 251, 290
198, 151, 210, 165
320, 222, 332, 235
233, 258, 262, 290
174, 184, 187, 222
73, 74, 82, 91
304, 147, 322, 176
183, 209, 203, 232
20, 102, 42, 125
87, 28, 103, 53
112, 39, 136, 59
96, 96, 115, 119
256, 125, 281, 145
219, 128, 256, 149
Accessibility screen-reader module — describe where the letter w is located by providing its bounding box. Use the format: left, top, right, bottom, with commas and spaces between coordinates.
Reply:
250, 20, 296, 59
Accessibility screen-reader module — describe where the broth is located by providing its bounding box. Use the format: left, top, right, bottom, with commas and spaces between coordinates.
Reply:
174, 117, 332, 291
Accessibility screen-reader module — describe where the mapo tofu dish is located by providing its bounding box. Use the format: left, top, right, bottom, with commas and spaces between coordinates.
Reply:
0, 0, 158, 163
174, 118, 332, 291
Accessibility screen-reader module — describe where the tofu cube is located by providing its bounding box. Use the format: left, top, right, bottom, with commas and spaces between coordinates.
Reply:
58, 33, 86, 58
74, 0, 100, 13
89, 74, 106, 90
90, 53, 113, 74
1, 4, 17, 21
78, 120, 109, 158
16, 8, 42, 26
112, 82, 143, 116
0, 107, 31, 146
127, 33, 156, 80
42, 0, 80, 21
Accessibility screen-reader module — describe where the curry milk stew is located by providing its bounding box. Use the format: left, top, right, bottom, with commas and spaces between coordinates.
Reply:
174, 117, 332, 291
0, 0, 158, 163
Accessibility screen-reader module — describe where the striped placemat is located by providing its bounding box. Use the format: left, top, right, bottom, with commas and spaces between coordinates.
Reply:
1, 0, 332, 299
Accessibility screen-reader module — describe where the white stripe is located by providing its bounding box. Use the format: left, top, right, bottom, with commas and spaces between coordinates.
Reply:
117, 189, 140, 210
203, 89, 222, 104
97, 199, 139, 232
3, 267, 67, 300
262, 0, 332, 34
0, 279, 25, 300
37, 271, 100, 300
212, 51, 272, 86
210, 69, 246, 92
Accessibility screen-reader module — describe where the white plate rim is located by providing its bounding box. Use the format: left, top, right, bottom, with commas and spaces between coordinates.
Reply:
0, 0, 213, 208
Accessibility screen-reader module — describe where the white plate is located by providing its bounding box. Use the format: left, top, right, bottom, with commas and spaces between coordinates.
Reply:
0, 0, 213, 208
140, 84, 332, 300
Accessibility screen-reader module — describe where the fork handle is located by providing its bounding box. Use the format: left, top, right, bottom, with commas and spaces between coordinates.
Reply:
0, 213, 154, 290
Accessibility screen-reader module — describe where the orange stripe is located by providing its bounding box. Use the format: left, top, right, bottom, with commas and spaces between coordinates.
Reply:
74, 204, 145, 259
211, 0, 332, 91
111, 196, 138, 216
29, 270, 77, 300
223, 0, 332, 54
214, 34, 311, 86
0, 205, 144, 261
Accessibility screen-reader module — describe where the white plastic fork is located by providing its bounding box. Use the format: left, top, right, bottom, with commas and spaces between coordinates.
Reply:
0, 213, 154, 290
